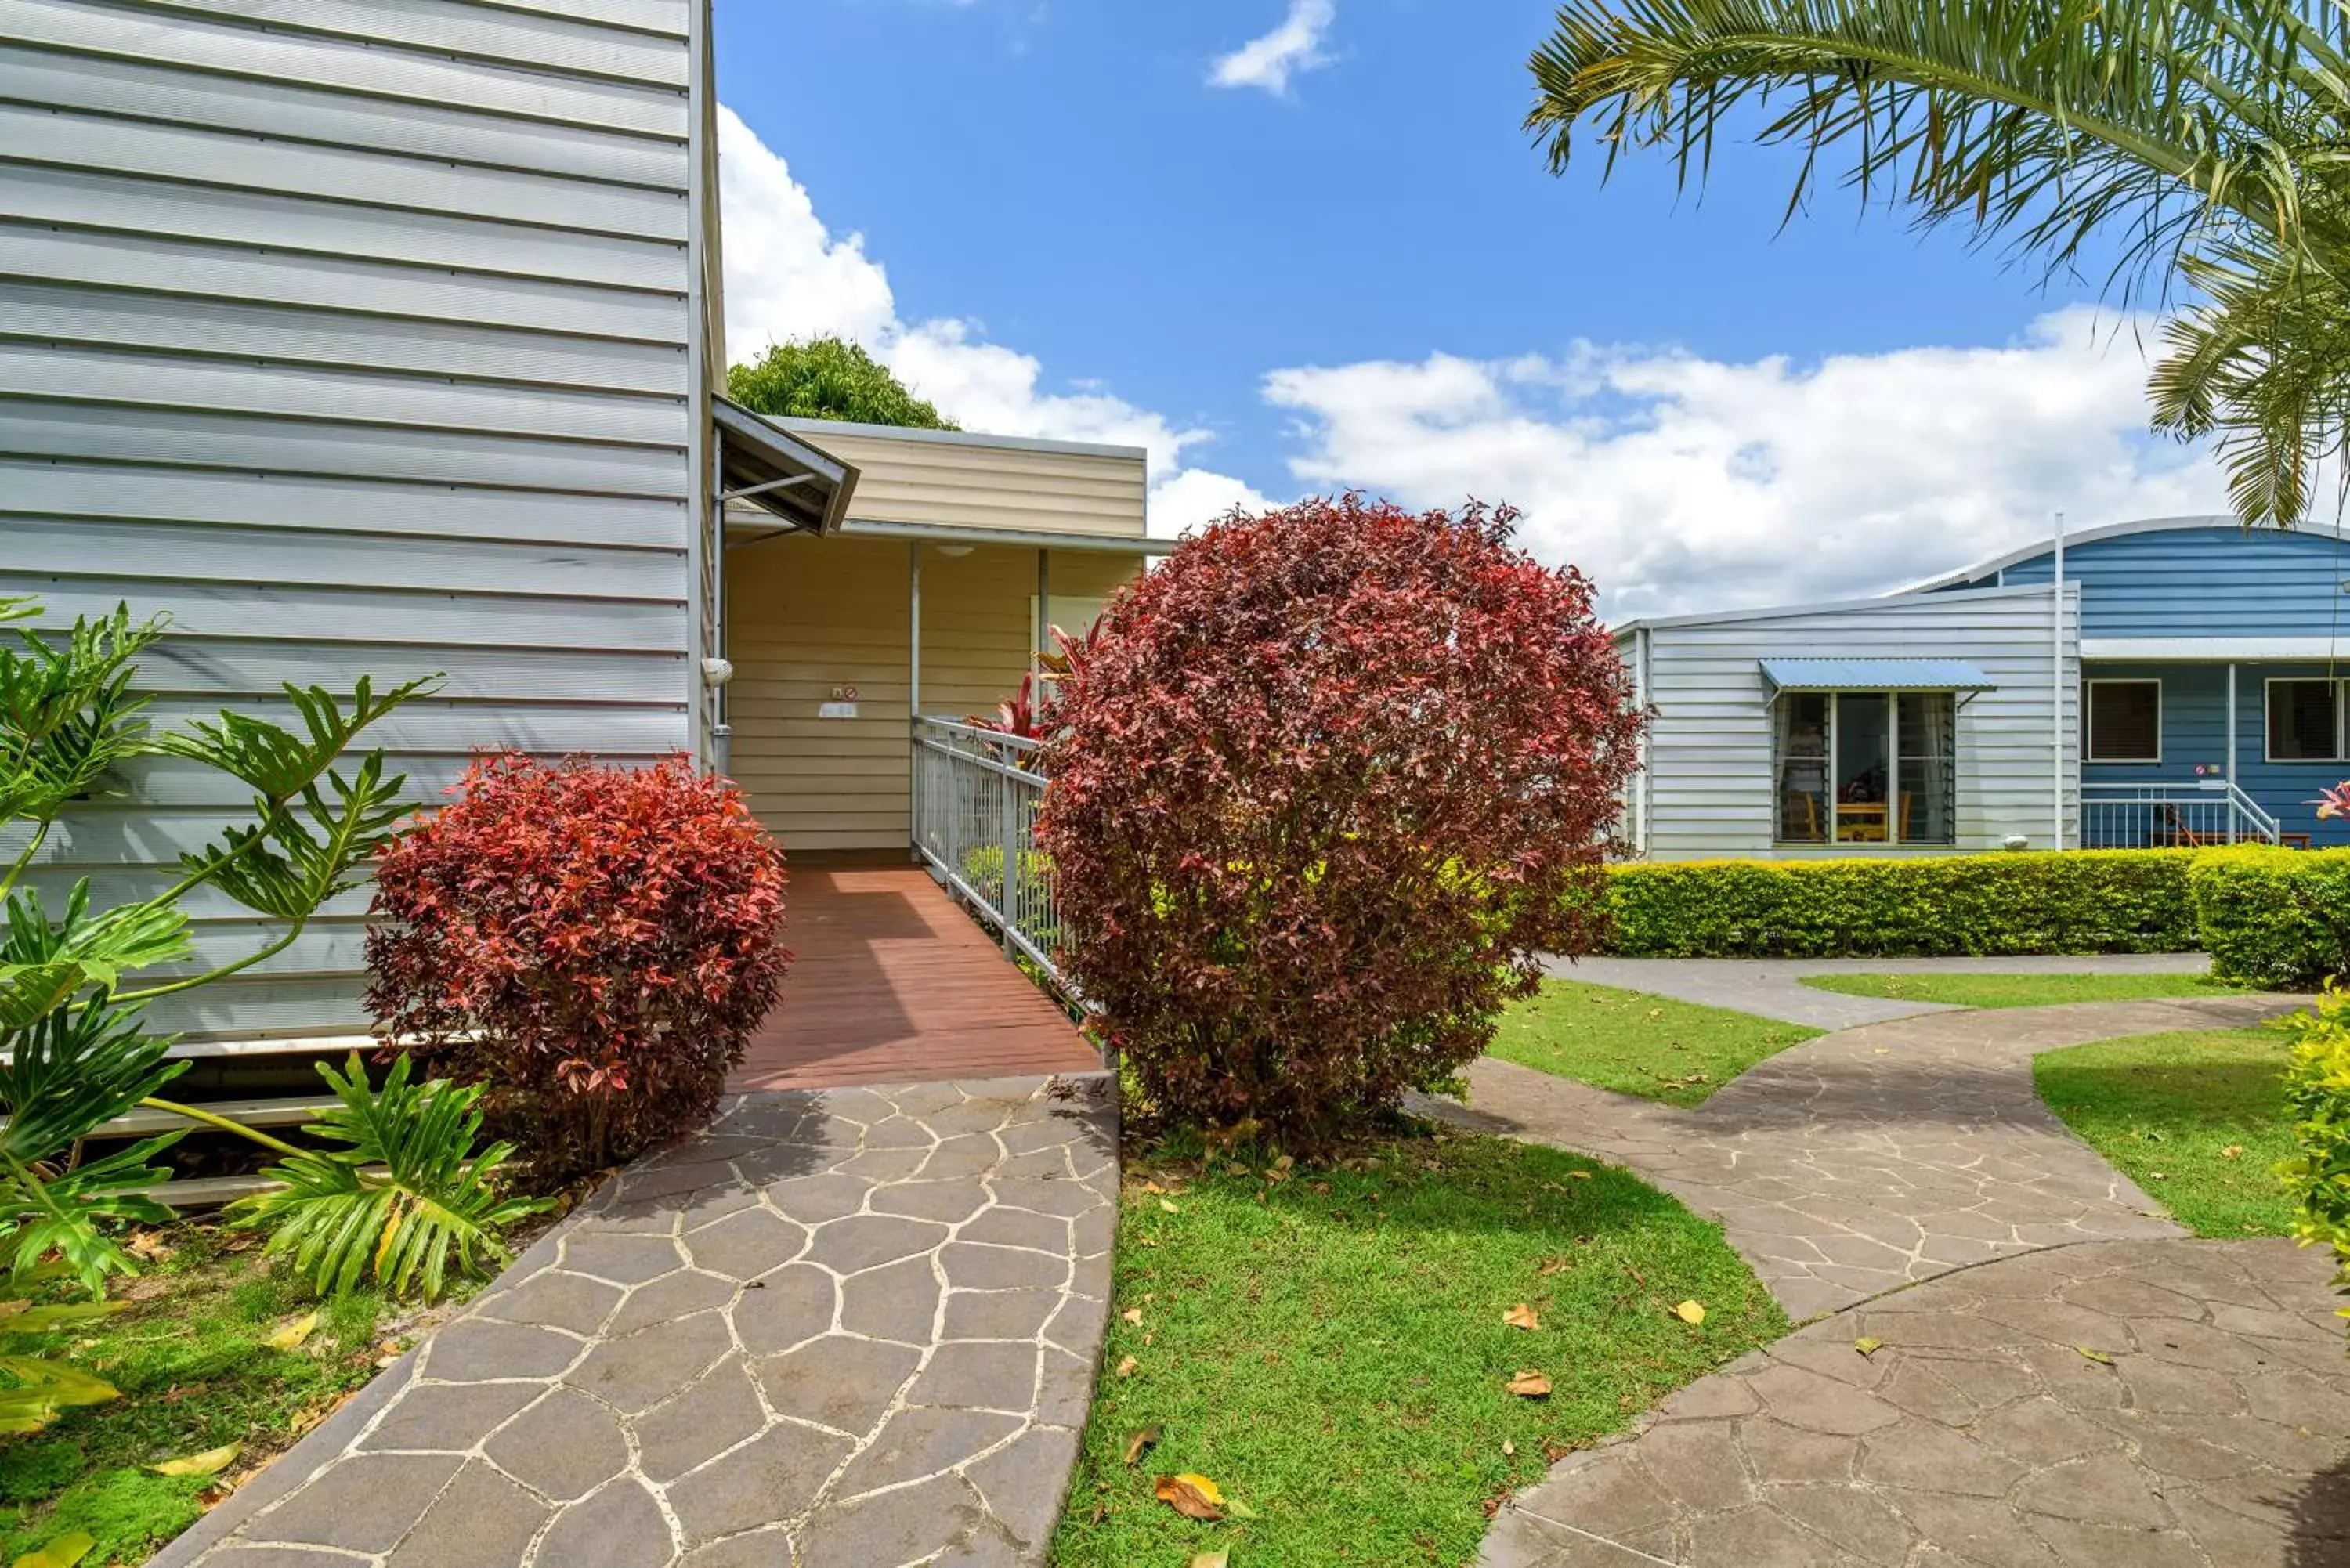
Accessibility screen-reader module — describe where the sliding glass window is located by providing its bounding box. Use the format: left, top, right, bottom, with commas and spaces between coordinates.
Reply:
1773, 691, 1957, 846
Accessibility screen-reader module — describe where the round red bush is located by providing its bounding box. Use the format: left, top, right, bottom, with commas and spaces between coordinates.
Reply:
366, 753, 789, 1177
1038, 495, 1643, 1143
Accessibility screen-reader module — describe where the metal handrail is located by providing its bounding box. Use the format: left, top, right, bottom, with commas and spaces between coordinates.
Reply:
910, 717, 1075, 998
2078, 778, 2281, 847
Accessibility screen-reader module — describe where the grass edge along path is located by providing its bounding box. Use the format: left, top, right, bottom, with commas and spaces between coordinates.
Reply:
1800, 971, 2243, 1010
1047, 1129, 1786, 1567
0, 1225, 407, 1567
1485, 980, 1820, 1106
2033, 1027, 2298, 1239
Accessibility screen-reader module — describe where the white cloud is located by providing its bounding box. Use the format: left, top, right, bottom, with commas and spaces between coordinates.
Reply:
717, 106, 1256, 531
1260, 311, 2232, 618
1209, 0, 1336, 95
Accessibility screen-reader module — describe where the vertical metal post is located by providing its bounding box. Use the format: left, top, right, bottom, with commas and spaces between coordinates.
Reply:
998, 757, 1020, 958
2052, 511, 2066, 850
909, 543, 922, 856
1036, 548, 1051, 681
2226, 663, 2240, 840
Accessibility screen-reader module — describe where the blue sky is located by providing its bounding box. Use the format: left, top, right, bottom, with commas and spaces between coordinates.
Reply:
712, 0, 2228, 614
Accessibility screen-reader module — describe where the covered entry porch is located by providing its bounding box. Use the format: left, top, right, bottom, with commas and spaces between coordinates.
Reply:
712, 415, 1164, 1086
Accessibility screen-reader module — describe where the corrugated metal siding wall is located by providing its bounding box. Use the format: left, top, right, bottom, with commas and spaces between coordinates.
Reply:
1, 0, 700, 1039
1971, 522, 2350, 637
1643, 586, 2077, 858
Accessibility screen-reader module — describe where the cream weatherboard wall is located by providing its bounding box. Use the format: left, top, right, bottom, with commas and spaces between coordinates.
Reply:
1, 0, 712, 1039
1629, 584, 2080, 858
772, 420, 1148, 538
726, 539, 1141, 852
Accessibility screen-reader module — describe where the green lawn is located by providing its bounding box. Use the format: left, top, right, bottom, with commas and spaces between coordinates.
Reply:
1484, 981, 1820, 1105
1049, 1130, 1785, 1568
1799, 971, 2242, 1009
0, 1226, 396, 1566
2034, 1028, 2298, 1237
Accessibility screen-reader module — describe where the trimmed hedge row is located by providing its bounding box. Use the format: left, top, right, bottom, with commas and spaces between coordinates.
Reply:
1602, 851, 2201, 959
2187, 845, 2350, 988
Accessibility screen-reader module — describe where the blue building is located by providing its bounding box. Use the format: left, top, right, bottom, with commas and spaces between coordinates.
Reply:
1615, 516, 2350, 859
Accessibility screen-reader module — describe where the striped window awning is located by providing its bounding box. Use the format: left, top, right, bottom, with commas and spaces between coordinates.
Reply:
1759, 658, 1997, 692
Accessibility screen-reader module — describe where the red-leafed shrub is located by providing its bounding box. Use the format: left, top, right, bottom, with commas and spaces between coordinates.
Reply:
367, 753, 789, 1177
1039, 495, 1643, 1143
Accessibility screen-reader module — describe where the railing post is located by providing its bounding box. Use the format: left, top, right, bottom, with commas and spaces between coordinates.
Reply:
998, 757, 1020, 959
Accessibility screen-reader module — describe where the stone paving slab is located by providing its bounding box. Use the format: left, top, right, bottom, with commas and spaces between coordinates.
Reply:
1427, 995, 2303, 1320
1552, 954, 2215, 1031
1480, 1238, 2350, 1568
153, 1075, 1119, 1568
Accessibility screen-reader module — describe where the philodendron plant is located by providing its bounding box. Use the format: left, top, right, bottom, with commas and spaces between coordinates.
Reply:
0, 595, 547, 1433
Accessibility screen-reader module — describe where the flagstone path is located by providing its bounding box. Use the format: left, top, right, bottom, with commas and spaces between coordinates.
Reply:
1430, 994, 2302, 1321
1480, 1238, 2350, 1567
153, 1074, 1118, 1568
1442, 990, 2350, 1566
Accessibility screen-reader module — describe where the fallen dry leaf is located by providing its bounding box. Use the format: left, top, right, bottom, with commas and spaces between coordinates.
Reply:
1502, 1302, 1541, 1331
1502, 1438, 1516, 1457
1506, 1369, 1553, 1398
263, 1312, 320, 1353
1122, 1427, 1160, 1466
1159, 1199, 1180, 1215
1155, 1472, 1225, 1521
1115, 1355, 1139, 1378
2076, 1346, 2116, 1366
1674, 1300, 1707, 1326
126, 1231, 172, 1262
2222, 1144, 2244, 1160
1853, 1337, 1883, 1357
1537, 1255, 1571, 1277
1567, 1170, 1593, 1180
11, 1531, 95, 1568
1189, 1552, 1230, 1568
148, 1443, 240, 1478
1227, 1498, 1259, 1519
1121, 1308, 1144, 1327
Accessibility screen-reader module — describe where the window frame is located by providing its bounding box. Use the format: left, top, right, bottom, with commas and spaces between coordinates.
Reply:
1770, 687, 1958, 849
2264, 676, 2350, 764
2082, 677, 2163, 765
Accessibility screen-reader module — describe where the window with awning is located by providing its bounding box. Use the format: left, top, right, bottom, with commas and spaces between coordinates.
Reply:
1762, 661, 1988, 847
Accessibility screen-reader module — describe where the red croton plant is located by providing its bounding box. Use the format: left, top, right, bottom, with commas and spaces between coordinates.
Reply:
367, 753, 789, 1179
1038, 493, 1644, 1145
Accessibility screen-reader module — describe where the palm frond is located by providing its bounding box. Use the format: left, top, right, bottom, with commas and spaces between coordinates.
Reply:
1528, 0, 2350, 298
231, 1054, 551, 1302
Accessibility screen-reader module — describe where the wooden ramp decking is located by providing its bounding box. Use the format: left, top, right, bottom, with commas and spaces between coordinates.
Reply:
729, 862, 1103, 1090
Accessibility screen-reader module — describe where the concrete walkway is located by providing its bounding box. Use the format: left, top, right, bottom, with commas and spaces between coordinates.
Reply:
155, 1075, 1118, 1568
1481, 1238, 2350, 1567
1553, 954, 2216, 1031
1432, 995, 2300, 1321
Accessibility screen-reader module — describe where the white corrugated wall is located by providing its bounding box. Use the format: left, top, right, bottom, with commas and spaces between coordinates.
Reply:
1641, 584, 2080, 858
0, 0, 707, 1039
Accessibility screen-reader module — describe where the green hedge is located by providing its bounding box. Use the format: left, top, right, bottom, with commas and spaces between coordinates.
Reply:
2187, 844, 2350, 988
2279, 988, 2350, 1342
1603, 850, 2200, 958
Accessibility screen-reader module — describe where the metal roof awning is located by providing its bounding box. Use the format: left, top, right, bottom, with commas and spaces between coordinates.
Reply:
713, 396, 859, 536
1759, 658, 1998, 693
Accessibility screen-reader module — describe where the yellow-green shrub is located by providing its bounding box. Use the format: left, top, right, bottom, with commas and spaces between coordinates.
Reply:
2188, 844, 2350, 988
1603, 850, 2198, 958
2277, 986, 2350, 1341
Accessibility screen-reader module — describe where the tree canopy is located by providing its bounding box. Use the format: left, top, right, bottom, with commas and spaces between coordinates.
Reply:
1528, 0, 2350, 526
725, 336, 958, 430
